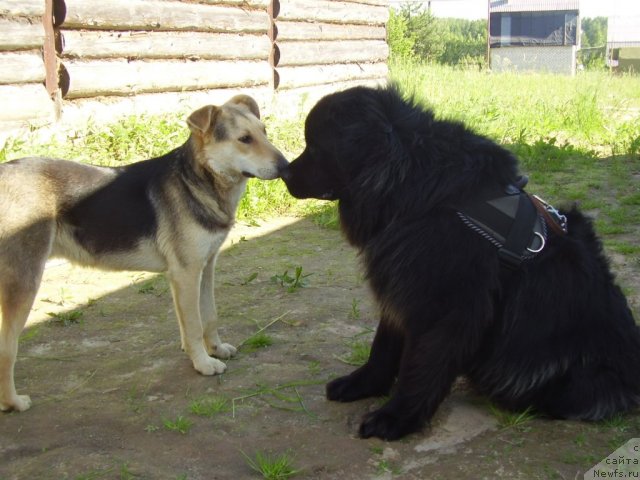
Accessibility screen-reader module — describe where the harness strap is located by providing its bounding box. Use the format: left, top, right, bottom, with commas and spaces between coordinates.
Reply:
498, 192, 538, 269
455, 180, 567, 270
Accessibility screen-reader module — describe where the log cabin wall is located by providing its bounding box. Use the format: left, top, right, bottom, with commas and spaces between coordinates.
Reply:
0, 0, 55, 128
0, 0, 388, 132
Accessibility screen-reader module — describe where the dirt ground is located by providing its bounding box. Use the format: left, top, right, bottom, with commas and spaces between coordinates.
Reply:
1, 217, 639, 480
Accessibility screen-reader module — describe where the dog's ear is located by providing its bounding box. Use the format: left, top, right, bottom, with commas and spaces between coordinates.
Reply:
227, 95, 261, 120
187, 105, 220, 135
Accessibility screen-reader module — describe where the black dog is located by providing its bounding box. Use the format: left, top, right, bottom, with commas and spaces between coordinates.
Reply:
282, 85, 640, 441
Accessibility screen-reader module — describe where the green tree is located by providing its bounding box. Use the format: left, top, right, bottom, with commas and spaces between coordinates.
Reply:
581, 17, 607, 48
387, 8, 416, 59
388, 4, 487, 67
580, 17, 607, 69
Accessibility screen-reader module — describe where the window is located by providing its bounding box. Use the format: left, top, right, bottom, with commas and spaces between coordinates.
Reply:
490, 10, 578, 47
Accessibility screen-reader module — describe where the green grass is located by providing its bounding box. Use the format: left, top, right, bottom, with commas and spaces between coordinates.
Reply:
336, 338, 371, 367
241, 332, 274, 352
189, 395, 230, 417
47, 309, 84, 326
162, 415, 193, 434
389, 59, 640, 155
270, 266, 312, 293
241, 450, 300, 480
489, 404, 537, 429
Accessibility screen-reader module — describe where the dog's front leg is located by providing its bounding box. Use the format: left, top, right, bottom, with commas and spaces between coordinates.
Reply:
200, 254, 236, 359
358, 300, 490, 441
0, 286, 39, 412
327, 318, 403, 402
167, 267, 226, 376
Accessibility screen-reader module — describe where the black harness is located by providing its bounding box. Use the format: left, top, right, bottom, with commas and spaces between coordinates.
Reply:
456, 177, 568, 270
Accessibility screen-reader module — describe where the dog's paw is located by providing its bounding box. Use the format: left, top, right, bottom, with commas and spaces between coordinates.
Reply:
193, 357, 227, 376
327, 374, 373, 402
327, 369, 390, 402
358, 408, 419, 441
209, 342, 237, 360
0, 394, 32, 413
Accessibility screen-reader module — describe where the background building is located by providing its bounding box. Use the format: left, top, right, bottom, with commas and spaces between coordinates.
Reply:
607, 13, 640, 72
489, 0, 580, 74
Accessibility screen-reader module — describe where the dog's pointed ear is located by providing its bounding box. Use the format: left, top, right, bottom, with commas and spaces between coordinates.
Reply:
187, 105, 220, 134
227, 95, 261, 119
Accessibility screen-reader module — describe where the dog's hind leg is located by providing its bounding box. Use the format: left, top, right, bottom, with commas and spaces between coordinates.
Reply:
167, 266, 227, 376
533, 356, 640, 421
200, 254, 236, 360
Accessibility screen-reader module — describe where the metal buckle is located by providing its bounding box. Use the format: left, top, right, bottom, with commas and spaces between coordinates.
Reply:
532, 195, 568, 233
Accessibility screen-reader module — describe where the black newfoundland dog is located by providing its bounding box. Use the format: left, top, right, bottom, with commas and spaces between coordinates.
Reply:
281, 85, 640, 441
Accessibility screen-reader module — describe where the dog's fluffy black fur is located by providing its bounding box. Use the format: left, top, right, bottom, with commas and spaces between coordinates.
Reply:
283, 85, 640, 440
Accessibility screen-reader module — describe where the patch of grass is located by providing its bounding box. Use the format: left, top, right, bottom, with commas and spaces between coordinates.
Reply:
189, 395, 230, 417
73, 463, 139, 480
19, 326, 41, 344
232, 379, 324, 418
47, 309, 84, 326
348, 298, 361, 320
241, 332, 274, 353
336, 338, 371, 367
604, 240, 640, 256
126, 382, 151, 414
574, 432, 587, 447
162, 415, 193, 434
599, 413, 631, 432
307, 361, 321, 376
137, 276, 167, 296
241, 450, 300, 480
236, 311, 290, 352
271, 266, 312, 293
489, 404, 536, 430
241, 272, 259, 286
376, 459, 402, 475
300, 202, 340, 230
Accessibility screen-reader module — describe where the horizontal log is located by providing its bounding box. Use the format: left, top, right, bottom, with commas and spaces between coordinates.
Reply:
60, 0, 268, 33
278, 0, 388, 25
0, 84, 54, 122
0, 52, 45, 84
0, 18, 45, 50
340, 0, 389, 5
275, 20, 385, 41
277, 40, 388, 66
57, 86, 273, 127
0, 0, 45, 18
198, 0, 269, 6
62, 59, 272, 99
61, 30, 272, 60
277, 62, 388, 90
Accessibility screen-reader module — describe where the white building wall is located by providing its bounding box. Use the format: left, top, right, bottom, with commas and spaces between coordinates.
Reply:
491, 45, 577, 75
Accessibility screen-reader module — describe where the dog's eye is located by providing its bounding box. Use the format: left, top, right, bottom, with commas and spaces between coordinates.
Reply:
239, 135, 253, 144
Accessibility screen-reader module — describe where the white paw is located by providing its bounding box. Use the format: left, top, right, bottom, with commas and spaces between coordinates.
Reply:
0, 394, 32, 412
209, 342, 237, 360
194, 357, 227, 376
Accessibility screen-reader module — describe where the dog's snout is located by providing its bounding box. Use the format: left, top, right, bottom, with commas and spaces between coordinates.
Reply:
277, 155, 291, 180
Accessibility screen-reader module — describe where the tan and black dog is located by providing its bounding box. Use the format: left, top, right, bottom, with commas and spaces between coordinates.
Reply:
0, 95, 288, 412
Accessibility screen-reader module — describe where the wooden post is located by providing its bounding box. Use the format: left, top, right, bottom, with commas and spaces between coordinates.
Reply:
268, 0, 280, 90
486, 0, 491, 70
42, 0, 61, 117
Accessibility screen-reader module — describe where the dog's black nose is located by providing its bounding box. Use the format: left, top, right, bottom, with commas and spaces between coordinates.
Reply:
277, 156, 291, 181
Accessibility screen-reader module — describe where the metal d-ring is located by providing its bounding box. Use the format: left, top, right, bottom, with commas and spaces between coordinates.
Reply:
526, 232, 546, 253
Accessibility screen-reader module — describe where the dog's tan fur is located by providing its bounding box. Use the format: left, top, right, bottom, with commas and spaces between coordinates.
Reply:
0, 95, 288, 412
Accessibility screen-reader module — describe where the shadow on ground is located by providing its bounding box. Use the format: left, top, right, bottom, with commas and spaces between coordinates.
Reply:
1, 217, 638, 480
